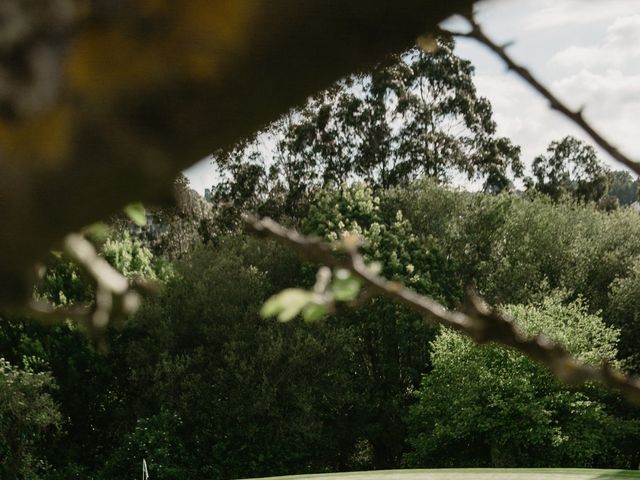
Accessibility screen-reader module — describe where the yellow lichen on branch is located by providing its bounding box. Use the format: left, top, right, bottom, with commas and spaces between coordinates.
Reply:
0, 105, 74, 167
66, 0, 259, 98
0, 0, 260, 168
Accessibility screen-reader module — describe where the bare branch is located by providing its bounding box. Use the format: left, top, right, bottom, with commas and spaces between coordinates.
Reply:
15, 234, 143, 350
441, 18, 640, 176
64, 234, 141, 338
25, 299, 90, 326
245, 215, 640, 405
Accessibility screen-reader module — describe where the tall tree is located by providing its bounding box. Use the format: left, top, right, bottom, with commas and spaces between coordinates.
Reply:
211, 36, 522, 223
528, 136, 609, 203
608, 170, 639, 206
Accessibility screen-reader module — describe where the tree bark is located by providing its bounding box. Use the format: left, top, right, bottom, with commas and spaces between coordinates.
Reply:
0, 0, 478, 306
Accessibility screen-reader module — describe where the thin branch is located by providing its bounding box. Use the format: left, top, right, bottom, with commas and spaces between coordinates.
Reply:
25, 299, 90, 325
18, 234, 143, 350
63, 233, 141, 331
441, 18, 640, 177
245, 215, 640, 405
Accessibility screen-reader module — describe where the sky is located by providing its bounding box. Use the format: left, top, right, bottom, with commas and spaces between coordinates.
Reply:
185, 0, 640, 194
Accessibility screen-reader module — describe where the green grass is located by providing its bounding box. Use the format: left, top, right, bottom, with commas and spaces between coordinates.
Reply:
242, 469, 640, 480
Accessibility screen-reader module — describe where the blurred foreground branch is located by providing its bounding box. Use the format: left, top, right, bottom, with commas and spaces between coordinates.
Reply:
26, 233, 142, 349
245, 215, 640, 405
0, 0, 476, 307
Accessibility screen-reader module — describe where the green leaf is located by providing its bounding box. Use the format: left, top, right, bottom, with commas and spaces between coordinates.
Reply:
331, 269, 361, 301
260, 288, 313, 322
302, 303, 328, 322
260, 295, 282, 319
83, 222, 110, 241
124, 202, 147, 226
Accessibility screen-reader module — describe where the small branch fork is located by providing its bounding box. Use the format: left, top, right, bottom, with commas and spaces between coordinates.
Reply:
440, 16, 640, 177
25, 233, 142, 349
245, 215, 640, 405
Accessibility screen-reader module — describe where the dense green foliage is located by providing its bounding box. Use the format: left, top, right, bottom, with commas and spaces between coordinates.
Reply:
103, 240, 365, 479
0, 358, 61, 479
210, 37, 522, 224
0, 233, 171, 478
4, 35, 640, 478
404, 297, 638, 468
300, 185, 460, 467
390, 180, 640, 314
608, 268, 640, 375
3, 181, 640, 477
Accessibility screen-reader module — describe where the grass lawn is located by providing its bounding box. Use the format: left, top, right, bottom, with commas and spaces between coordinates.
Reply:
242, 469, 640, 480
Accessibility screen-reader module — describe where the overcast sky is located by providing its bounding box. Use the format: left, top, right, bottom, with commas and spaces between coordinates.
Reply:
185, 0, 640, 194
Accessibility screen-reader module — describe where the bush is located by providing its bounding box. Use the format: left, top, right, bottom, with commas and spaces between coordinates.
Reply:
404, 296, 640, 468
392, 180, 640, 311
0, 358, 61, 479
108, 237, 367, 478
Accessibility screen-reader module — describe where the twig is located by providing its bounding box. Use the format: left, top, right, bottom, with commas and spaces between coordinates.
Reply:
63, 234, 142, 344
441, 18, 640, 177
245, 215, 640, 405
19, 234, 142, 350
25, 299, 90, 325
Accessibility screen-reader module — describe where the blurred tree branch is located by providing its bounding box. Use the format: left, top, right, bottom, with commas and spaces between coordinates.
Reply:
0, 0, 477, 308
25, 232, 144, 349
245, 215, 640, 405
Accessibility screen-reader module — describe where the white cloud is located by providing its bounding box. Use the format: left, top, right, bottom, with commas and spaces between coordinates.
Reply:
544, 13, 640, 161
467, 2, 640, 173
526, 0, 640, 31
551, 15, 640, 72
469, 65, 640, 173
552, 69, 640, 158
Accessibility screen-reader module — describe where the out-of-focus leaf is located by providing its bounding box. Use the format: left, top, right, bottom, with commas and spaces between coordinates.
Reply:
260, 295, 282, 318
368, 261, 383, 275
260, 288, 313, 322
332, 269, 361, 301
417, 33, 439, 53
124, 203, 147, 226
83, 222, 110, 242
302, 302, 328, 322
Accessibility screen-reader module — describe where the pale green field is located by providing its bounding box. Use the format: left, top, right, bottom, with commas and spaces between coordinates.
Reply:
242, 469, 640, 480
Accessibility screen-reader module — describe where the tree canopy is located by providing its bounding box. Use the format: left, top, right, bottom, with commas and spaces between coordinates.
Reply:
404, 296, 638, 468
527, 136, 609, 203
211, 37, 522, 222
